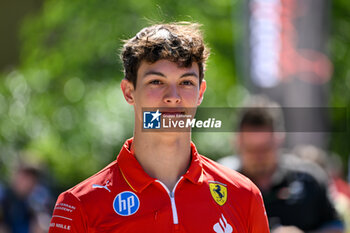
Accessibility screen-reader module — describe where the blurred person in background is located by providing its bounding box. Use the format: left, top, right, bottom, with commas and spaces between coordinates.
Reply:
1, 165, 52, 233
293, 145, 350, 233
0, 180, 5, 233
218, 95, 344, 233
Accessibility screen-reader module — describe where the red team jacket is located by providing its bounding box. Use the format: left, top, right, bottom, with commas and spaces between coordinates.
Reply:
49, 139, 269, 233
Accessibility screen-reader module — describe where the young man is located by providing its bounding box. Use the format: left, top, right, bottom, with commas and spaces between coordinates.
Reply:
49, 22, 269, 233
218, 96, 344, 233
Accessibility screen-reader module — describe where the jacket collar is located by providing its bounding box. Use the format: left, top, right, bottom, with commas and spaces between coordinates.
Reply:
117, 138, 204, 193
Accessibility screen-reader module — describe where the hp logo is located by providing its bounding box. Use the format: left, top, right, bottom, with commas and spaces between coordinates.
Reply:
113, 191, 140, 216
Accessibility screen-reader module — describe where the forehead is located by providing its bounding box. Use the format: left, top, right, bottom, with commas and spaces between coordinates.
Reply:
137, 59, 199, 78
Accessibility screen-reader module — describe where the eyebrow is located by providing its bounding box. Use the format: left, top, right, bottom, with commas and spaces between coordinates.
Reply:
143, 71, 198, 79
180, 72, 198, 78
143, 71, 166, 78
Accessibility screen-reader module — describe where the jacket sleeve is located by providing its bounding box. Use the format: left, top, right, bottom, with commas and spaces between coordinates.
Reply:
248, 184, 270, 233
49, 191, 88, 233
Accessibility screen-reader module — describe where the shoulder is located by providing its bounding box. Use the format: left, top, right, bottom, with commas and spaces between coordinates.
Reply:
50, 160, 121, 230
279, 154, 329, 186
200, 155, 260, 195
56, 159, 121, 210
199, 155, 268, 228
216, 155, 241, 171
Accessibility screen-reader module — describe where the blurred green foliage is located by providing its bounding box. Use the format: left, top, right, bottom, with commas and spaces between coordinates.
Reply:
0, 0, 247, 188
330, 0, 350, 166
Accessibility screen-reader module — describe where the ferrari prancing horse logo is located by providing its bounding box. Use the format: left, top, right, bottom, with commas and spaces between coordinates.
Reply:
209, 181, 227, 206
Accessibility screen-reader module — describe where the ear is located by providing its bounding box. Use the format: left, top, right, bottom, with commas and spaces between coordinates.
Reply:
197, 79, 207, 105
234, 132, 242, 154
274, 132, 285, 147
231, 133, 239, 153
120, 79, 135, 105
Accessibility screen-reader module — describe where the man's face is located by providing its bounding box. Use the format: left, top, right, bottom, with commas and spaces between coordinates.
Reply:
238, 130, 278, 178
121, 59, 206, 128
13, 171, 37, 197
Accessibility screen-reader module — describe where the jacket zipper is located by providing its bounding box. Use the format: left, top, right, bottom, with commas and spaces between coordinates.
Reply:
155, 177, 183, 225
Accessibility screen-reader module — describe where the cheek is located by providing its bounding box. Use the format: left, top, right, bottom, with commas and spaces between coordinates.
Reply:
145, 90, 163, 102
180, 89, 200, 104
136, 88, 163, 104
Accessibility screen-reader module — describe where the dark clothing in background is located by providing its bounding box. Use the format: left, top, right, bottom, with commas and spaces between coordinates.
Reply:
2, 189, 34, 233
259, 155, 341, 231
218, 154, 343, 231
0, 182, 4, 227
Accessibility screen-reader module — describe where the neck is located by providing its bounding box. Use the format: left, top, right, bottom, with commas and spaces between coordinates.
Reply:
252, 174, 273, 192
243, 165, 277, 192
132, 131, 192, 191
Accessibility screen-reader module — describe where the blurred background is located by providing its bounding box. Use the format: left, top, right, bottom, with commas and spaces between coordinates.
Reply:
0, 0, 349, 232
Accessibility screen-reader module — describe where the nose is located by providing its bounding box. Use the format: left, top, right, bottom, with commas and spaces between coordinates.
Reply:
163, 86, 181, 104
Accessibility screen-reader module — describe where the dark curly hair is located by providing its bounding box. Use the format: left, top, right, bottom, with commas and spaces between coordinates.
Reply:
120, 22, 210, 88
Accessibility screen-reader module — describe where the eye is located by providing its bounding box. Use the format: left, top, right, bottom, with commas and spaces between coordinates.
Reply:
149, 80, 162, 85
180, 80, 195, 86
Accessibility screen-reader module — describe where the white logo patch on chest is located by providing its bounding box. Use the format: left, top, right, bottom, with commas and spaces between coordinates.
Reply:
213, 214, 233, 233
